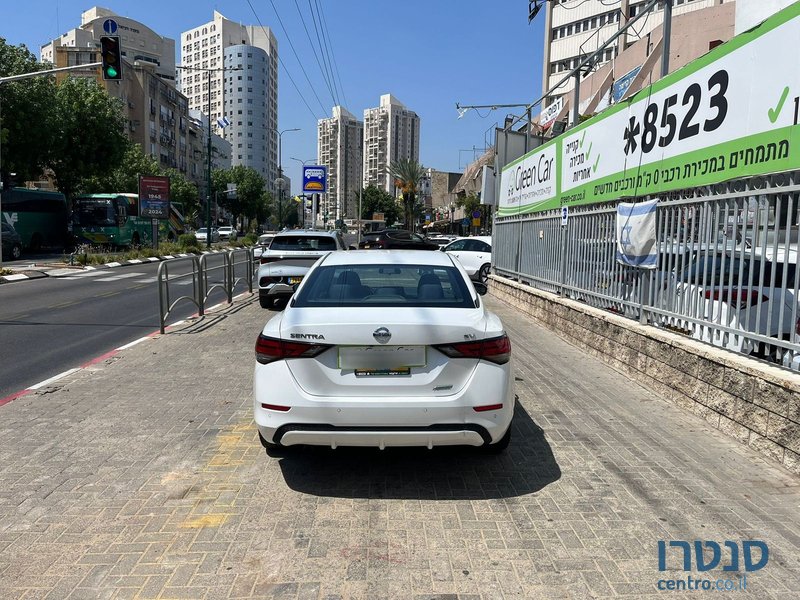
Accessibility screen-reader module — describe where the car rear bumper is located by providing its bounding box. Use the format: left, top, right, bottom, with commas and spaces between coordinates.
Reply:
253, 360, 514, 448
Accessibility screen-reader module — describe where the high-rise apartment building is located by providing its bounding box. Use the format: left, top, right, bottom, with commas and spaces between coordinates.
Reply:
179, 12, 279, 192
542, 0, 720, 100
318, 107, 364, 221
363, 94, 420, 195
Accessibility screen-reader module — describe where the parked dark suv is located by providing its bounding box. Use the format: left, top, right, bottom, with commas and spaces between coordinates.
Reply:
358, 229, 439, 250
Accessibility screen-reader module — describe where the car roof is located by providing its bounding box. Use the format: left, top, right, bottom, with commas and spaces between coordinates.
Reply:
274, 229, 338, 237
322, 249, 454, 267
451, 236, 492, 243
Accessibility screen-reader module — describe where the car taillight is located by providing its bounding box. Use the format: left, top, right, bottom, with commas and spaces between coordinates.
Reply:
434, 334, 511, 365
704, 289, 768, 309
255, 334, 331, 365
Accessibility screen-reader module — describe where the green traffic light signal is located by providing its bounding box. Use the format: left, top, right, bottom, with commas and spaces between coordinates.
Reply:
100, 36, 123, 81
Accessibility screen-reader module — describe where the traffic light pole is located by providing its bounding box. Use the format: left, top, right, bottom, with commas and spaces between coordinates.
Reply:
0, 62, 102, 268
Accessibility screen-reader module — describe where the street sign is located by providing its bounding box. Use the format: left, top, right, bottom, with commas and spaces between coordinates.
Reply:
139, 175, 170, 219
302, 165, 327, 193
462, 218, 470, 227
472, 218, 481, 227
471, 210, 481, 218
561, 205, 569, 226
102, 19, 118, 35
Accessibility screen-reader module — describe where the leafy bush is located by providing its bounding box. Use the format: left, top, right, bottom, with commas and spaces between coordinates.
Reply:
242, 233, 258, 245
178, 234, 200, 250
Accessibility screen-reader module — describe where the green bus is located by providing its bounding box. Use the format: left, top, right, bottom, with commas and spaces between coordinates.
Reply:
73, 193, 185, 247
0, 187, 70, 250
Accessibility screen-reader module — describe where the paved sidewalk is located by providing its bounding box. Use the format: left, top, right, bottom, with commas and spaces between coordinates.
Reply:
0, 294, 798, 599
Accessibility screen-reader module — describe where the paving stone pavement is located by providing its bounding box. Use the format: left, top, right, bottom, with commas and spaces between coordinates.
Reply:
0, 293, 798, 600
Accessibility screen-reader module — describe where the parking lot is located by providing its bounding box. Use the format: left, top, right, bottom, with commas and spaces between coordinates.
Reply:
0, 294, 798, 599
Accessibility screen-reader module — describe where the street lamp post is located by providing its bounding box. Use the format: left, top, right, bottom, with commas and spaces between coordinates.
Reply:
272, 128, 300, 229
176, 64, 241, 248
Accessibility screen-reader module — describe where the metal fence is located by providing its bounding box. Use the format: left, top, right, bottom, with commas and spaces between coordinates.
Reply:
157, 248, 256, 333
493, 171, 800, 370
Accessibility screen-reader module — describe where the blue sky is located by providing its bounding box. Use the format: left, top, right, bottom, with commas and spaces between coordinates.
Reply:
3, 0, 546, 191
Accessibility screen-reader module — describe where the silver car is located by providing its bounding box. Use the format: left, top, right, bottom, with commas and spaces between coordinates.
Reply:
257, 230, 348, 309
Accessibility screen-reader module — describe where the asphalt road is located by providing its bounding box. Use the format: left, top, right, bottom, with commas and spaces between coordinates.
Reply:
0, 254, 253, 399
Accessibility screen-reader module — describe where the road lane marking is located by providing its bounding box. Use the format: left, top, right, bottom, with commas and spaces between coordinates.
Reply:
28, 368, 82, 390
116, 336, 151, 350
94, 272, 146, 282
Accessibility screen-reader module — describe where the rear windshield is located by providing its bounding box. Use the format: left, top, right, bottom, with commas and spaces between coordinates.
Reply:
270, 235, 337, 251
293, 264, 476, 308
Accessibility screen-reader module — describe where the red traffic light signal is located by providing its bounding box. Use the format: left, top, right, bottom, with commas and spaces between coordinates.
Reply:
100, 36, 123, 81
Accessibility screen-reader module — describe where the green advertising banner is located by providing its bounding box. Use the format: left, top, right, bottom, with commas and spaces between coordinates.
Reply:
498, 1, 800, 216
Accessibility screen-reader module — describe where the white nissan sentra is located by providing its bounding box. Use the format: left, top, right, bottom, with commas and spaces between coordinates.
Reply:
253, 250, 514, 452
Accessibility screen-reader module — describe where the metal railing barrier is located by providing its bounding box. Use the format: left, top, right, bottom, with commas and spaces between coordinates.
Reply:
493, 171, 800, 371
157, 255, 202, 334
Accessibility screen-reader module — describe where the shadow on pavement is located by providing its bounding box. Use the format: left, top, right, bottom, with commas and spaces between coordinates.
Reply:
274, 403, 561, 500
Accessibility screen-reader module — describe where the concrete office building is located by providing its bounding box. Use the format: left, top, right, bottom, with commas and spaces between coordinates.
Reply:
318, 107, 364, 222
41, 6, 176, 83
542, 0, 720, 101
179, 12, 279, 193
363, 94, 420, 195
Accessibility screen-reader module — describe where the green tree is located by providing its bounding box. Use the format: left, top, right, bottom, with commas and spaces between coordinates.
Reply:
359, 185, 400, 226
164, 168, 200, 220
82, 142, 161, 194
46, 77, 127, 200
0, 38, 55, 188
388, 158, 426, 231
456, 193, 487, 233
212, 165, 266, 228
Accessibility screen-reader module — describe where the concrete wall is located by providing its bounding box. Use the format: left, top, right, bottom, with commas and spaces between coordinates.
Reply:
489, 276, 800, 475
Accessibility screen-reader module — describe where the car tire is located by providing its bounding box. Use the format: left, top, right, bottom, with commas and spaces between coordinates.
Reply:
478, 263, 491, 283
482, 426, 511, 453
10, 243, 22, 261
259, 295, 274, 309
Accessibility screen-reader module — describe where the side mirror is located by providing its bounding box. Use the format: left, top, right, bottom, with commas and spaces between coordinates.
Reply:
473, 281, 488, 296
348, 245, 357, 250
440, 246, 446, 252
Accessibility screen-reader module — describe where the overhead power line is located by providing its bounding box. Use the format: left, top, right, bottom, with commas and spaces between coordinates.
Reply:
264, 0, 327, 115
314, 0, 348, 110
292, 0, 338, 108
308, 0, 339, 106
244, 0, 320, 121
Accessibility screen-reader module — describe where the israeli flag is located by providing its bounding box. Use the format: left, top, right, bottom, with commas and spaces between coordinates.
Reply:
616, 199, 658, 269
216, 116, 230, 129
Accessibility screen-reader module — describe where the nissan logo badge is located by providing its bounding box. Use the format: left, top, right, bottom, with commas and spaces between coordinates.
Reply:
373, 327, 392, 344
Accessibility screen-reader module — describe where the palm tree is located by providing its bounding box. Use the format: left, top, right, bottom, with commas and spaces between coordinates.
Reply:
388, 158, 426, 231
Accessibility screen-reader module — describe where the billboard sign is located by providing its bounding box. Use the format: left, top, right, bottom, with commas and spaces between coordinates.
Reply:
138, 175, 170, 219
498, 2, 800, 215
302, 165, 328, 193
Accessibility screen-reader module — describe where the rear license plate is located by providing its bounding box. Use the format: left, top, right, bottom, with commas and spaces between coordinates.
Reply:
354, 368, 411, 377
288, 276, 303, 284
339, 345, 426, 370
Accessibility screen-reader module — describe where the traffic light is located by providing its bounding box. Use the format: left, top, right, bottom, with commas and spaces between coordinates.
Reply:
100, 36, 123, 81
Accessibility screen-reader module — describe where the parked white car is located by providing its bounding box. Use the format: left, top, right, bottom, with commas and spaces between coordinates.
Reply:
442, 236, 493, 282
253, 249, 514, 451
257, 230, 347, 309
671, 250, 799, 360
194, 228, 219, 243
217, 226, 237, 241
